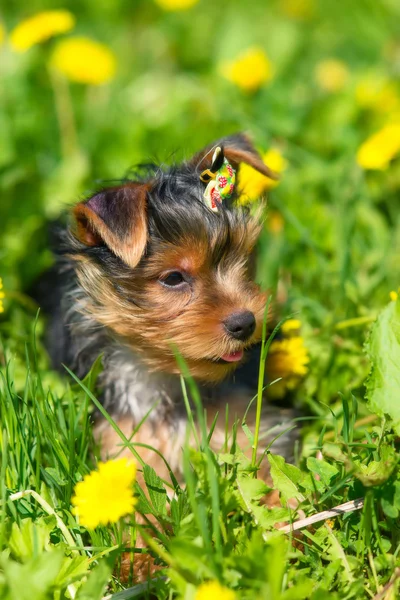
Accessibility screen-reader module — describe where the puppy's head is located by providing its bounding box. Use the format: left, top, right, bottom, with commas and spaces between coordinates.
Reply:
70, 134, 276, 382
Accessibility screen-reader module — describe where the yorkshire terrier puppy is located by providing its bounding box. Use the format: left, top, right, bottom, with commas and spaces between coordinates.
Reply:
39, 134, 297, 480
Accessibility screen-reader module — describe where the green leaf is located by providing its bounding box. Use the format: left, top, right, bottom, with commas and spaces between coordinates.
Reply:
170, 493, 190, 530
256, 506, 290, 530
134, 483, 155, 515
381, 496, 398, 519
282, 578, 314, 600
143, 464, 168, 515
1, 550, 64, 600
310, 590, 341, 600
365, 299, 400, 434
322, 443, 348, 464
394, 480, 400, 509
218, 453, 235, 465
353, 445, 398, 487
75, 556, 114, 600
236, 473, 284, 530
380, 480, 400, 518
8, 517, 55, 562
267, 454, 305, 503
44, 467, 67, 487
237, 473, 271, 504
307, 457, 339, 487
265, 535, 288, 598
54, 554, 89, 588
218, 451, 251, 470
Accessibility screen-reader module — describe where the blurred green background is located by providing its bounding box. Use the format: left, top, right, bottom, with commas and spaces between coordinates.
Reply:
1, 0, 400, 406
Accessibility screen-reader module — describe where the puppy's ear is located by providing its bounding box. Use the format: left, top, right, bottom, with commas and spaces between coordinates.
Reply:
191, 133, 278, 180
73, 183, 149, 268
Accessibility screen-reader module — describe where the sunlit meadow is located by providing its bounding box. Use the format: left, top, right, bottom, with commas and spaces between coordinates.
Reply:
2, 0, 400, 598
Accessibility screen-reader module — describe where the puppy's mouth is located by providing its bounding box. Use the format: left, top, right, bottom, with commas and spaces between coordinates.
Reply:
220, 349, 244, 363
210, 349, 244, 364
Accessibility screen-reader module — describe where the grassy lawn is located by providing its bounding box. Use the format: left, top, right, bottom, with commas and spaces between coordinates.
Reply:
2, 1, 400, 598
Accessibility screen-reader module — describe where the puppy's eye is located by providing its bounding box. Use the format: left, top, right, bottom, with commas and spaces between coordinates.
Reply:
160, 271, 186, 288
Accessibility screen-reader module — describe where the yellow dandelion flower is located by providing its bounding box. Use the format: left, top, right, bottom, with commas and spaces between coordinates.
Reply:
10, 10, 75, 52
268, 337, 309, 379
314, 59, 349, 93
355, 75, 400, 115
279, 0, 316, 20
154, 0, 199, 9
267, 336, 309, 399
390, 291, 398, 301
50, 37, 116, 85
281, 319, 302, 335
238, 148, 287, 204
72, 458, 137, 529
222, 47, 273, 93
0, 278, 4, 314
267, 210, 284, 234
195, 581, 236, 600
356, 124, 400, 170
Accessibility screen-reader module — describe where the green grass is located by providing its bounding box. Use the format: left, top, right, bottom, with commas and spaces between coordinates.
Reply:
1, 322, 400, 599
2, 0, 400, 597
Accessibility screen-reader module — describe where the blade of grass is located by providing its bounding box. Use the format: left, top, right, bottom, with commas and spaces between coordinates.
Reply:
252, 295, 271, 468
64, 365, 145, 468
175, 354, 222, 557
252, 300, 292, 468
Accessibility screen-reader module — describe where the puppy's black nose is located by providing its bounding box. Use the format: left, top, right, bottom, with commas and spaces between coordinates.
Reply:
224, 311, 256, 341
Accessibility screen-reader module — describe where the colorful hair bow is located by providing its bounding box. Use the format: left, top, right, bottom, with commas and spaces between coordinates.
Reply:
200, 147, 236, 212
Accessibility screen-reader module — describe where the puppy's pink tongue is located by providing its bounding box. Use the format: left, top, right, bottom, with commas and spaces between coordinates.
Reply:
221, 349, 244, 362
